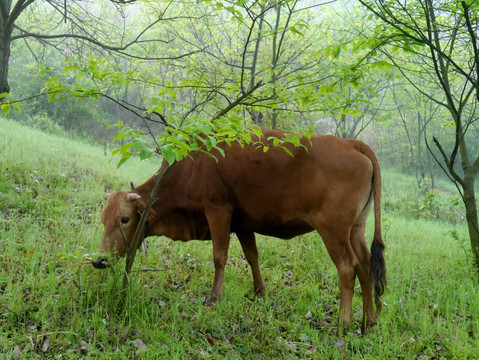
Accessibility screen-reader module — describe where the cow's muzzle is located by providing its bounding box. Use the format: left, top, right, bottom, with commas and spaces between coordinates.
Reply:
92, 257, 109, 269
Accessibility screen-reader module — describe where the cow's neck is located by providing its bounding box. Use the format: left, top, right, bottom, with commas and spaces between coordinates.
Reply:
135, 174, 157, 199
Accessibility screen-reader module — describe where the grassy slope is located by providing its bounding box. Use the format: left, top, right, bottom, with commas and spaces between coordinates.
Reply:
1, 118, 478, 359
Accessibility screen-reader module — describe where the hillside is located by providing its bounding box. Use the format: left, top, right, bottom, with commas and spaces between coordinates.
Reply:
0, 118, 477, 359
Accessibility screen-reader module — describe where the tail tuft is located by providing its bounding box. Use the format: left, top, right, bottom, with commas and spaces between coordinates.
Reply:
370, 238, 386, 314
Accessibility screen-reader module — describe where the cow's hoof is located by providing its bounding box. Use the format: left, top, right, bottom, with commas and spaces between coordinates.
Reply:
361, 319, 377, 334
204, 296, 219, 307
254, 289, 265, 297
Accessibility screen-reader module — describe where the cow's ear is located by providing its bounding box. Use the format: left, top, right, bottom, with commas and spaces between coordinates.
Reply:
133, 197, 160, 224
146, 208, 160, 224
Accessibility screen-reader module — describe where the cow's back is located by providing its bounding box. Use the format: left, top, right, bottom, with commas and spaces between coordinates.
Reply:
164, 130, 375, 239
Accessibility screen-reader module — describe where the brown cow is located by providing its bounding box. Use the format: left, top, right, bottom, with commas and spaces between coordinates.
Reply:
95, 129, 386, 330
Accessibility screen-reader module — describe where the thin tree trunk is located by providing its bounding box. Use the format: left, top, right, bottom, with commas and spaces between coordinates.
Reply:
462, 176, 479, 274
0, 0, 13, 97
0, 34, 11, 96
0, 0, 35, 99
459, 124, 479, 273
122, 165, 171, 291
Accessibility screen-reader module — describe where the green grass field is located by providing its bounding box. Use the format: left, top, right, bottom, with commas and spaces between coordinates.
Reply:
1, 118, 478, 359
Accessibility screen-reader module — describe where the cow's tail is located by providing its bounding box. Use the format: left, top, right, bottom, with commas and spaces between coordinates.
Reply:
359, 142, 386, 315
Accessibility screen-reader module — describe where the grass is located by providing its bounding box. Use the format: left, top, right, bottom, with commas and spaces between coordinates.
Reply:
1, 117, 478, 359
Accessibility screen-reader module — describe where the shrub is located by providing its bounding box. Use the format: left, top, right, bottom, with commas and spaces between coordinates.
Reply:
21, 113, 63, 136
384, 189, 464, 223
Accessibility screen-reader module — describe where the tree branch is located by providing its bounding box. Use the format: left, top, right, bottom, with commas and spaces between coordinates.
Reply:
5, 0, 35, 32
432, 136, 465, 187
12, 23, 169, 48
461, 1, 479, 101
359, 0, 479, 91
212, 81, 263, 121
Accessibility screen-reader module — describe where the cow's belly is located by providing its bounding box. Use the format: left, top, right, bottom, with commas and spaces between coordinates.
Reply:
232, 216, 314, 239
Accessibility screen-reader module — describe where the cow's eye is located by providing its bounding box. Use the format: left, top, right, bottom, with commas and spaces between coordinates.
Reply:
120, 217, 130, 225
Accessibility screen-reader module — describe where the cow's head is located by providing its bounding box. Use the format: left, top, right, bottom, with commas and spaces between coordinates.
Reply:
94, 190, 155, 268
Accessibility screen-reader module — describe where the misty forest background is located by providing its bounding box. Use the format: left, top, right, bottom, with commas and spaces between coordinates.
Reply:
1, 0, 479, 358
2, 0, 478, 185
3, 0, 478, 267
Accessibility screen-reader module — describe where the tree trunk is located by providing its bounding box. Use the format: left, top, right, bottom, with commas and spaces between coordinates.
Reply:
0, 0, 12, 97
0, 33, 11, 96
462, 175, 479, 274
271, 110, 278, 130
0, 0, 36, 99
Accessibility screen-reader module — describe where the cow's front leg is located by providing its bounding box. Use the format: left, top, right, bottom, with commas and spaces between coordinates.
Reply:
237, 231, 265, 296
207, 234, 231, 305
205, 207, 233, 306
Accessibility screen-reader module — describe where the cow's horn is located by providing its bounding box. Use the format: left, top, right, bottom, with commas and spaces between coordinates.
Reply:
127, 193, 141, 201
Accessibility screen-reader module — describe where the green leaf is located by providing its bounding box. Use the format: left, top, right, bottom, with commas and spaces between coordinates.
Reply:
280, 146, 294, 157
1, 103, 11, 115
290, 26, 304, 37
214, 145, 225, 158
139, 147, 154, 161
133, 138, 147, 151
117, 153, 132, 168
38, 63, 52, 77
106, 121, 124, 130
332, 46, 341, 58
119, 142, 133, 153
371, 61, 393, 72
62, 65, 80, 74
441, 121, 455, 128
161, 145, 176, 165
324, 47, 331, 58
318, 84, 337, 95
251, 126, 263, 139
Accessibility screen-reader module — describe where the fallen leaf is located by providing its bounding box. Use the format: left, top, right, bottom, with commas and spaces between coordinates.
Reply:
130, 339, 147, 354
299, 333, 311, 344
28, 325, 39, 332
22, 288, 30, 298
41, 334, 50, 352
79, 340, 89, 355
205, 334, 218, 346
13, 345, 21, 357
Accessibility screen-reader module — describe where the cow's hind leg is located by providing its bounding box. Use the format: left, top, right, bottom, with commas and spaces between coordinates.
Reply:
317, 226, 358, 329
350, 223, 376, 332
236, 231, 265, 296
